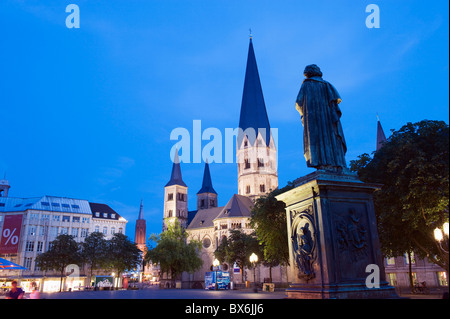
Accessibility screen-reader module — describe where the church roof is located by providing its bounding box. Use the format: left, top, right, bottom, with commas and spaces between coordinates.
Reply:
376, 118, 387, 151
238, 38, 272, 147
187, 206, 223, 230
215, 194, 253, 220
197, 161, 217, 194
187, 194, 254, 230
165, 149, 187, 187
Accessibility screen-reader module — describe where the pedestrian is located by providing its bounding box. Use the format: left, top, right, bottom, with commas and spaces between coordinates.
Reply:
5, 280, 24, 299
29, 281, 40, 299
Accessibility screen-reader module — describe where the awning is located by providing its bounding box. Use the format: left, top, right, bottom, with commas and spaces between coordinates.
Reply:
0, 257, 27, 270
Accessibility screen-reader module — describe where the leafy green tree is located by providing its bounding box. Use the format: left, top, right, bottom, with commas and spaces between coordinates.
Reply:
350, 120, 449, 277
80, 232, 108, 284
250, 183, 294, 282
35, 234, 82, 292
106, 233, 142, 287
145, 220, 202, 282
214, 229, 262, 282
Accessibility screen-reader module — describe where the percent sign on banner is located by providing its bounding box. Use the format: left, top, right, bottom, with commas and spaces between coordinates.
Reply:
0, 215, 23, 254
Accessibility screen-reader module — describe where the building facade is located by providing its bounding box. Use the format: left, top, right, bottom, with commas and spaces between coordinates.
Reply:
0, 182, 127, 292
161, 38, 286, 288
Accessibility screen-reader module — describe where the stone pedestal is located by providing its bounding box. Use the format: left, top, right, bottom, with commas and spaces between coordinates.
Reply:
276, 170, 397, 299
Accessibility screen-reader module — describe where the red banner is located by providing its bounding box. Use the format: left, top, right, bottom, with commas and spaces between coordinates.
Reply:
0, 214, 23, 255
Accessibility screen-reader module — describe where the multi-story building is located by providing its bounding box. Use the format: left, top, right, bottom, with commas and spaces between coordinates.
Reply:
384, 253, 448, 292
0, 180, 127, 292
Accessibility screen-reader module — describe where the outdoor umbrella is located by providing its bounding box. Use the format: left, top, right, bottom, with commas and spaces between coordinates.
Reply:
0, 257, 27, 270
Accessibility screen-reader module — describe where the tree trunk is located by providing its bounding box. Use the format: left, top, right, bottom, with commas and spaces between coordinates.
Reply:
407, 251, 414, 292
60, 268, 64, 292
269, 265, 272, 283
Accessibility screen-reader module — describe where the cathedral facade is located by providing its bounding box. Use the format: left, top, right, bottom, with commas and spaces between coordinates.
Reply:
161, 38, 287, 288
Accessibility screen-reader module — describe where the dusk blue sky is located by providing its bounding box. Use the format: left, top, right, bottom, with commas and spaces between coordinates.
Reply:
1, 1, 448, 240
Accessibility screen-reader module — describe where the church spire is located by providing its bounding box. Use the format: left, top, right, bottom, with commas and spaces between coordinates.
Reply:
238, 37, 271, 147
236, 37, 278, 200
197, 160, 217, 195
376, 115, 387, 151
165, 148, 187, 187
138, 199, 144, 220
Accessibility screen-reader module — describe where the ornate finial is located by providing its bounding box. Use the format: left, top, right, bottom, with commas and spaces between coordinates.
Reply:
377, 113, 380, 122
249, 28, 252, 39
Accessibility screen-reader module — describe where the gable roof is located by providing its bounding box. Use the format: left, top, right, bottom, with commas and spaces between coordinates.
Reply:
215, 194, 253, 220
187, 206, 223, 230
89, 202, 123, 220
187, 194, 254, 230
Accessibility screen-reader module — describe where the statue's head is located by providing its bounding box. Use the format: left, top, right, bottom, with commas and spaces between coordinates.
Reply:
304, 64, 322, 78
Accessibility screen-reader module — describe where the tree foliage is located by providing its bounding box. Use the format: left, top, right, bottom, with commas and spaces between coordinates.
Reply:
350, 120, 449, 272
250, 182, 294, 281
80, 231, 108, 283
214, 229, 262, 282
36, 232, 142, 291
35, 234, 82, 292
144, 220, 202, 280
106, 233, 142, 282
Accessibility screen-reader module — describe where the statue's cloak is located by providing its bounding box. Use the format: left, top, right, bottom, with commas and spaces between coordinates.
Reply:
296, 76, 347, 169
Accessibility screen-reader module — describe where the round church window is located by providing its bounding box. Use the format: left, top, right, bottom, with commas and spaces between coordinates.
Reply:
202, 237, 211, 248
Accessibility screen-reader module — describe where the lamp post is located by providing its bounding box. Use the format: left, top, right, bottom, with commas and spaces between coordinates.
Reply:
213, 259, 220, 290
434, 222, 449, 288
249, 253, 258, 293
434, 222, 449, 254
111, 272, 115, 290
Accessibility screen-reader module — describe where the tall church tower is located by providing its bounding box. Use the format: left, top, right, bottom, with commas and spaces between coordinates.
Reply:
197, 161, 218, 210
135, 199, 146, 253
163, 149, 188, 231
237, 37, 278, 200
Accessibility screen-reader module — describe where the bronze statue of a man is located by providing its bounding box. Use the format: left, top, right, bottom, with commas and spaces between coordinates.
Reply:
295, 64, 347, 171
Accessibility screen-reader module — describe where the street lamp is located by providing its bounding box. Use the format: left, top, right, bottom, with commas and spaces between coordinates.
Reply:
249, 253, 258, 293
213, 259, 220, 290
434, 222, 449, 254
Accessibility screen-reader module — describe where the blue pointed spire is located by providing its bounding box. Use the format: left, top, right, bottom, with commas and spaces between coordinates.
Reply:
376, 116, 387, 151
165, 148, 187, 187
238, 37, 272, 147
138, 199, 144, 220
197, 161, 217, 194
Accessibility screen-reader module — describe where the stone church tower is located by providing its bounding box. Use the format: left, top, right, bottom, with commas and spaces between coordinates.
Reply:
237, 38, 278, 200
135, 199, 146, 253
163, 149, 188, 231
